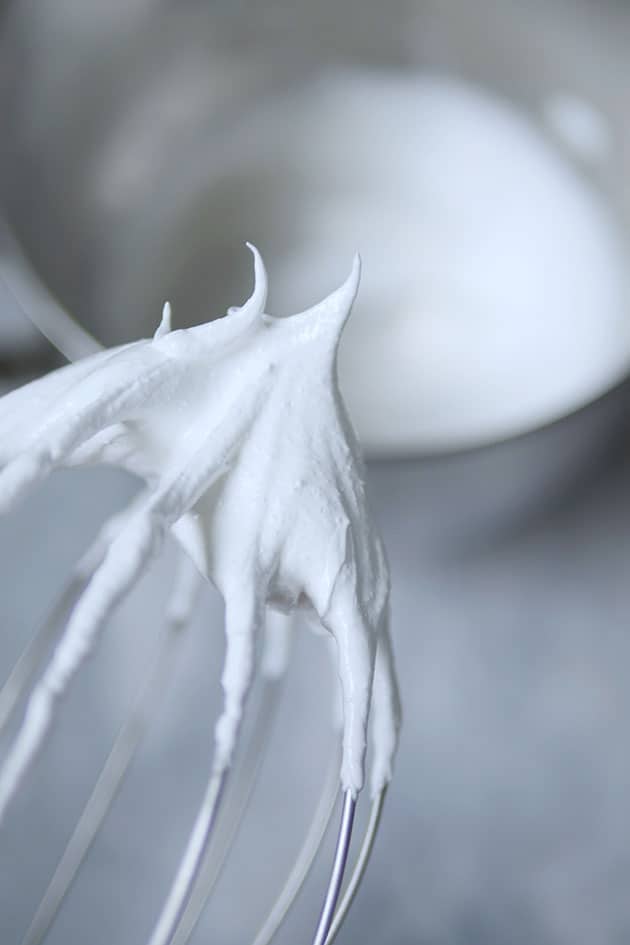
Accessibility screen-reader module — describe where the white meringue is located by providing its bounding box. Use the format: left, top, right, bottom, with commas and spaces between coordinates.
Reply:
0, 247, 400, 819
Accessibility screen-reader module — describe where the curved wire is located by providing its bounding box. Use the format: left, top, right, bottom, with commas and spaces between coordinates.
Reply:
169, 678, 283, 945
0, 224, 101, 363
0, 577, 87, 737
147, 766, 231, 945
250, 747, 340, 945
311, 790, 356, 945
324, 788, 388, 945
20, 622, 185, 945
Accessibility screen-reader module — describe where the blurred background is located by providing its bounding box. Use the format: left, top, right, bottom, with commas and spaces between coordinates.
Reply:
1, 0, 630, 942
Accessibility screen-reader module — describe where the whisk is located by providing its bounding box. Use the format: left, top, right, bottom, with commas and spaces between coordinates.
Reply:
0, 246, 401, 945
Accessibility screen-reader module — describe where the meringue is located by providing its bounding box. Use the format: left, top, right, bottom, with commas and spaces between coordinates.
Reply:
0, 248, 400, 820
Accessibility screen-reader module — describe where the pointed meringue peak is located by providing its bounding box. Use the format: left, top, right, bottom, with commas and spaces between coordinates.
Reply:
154, 302, 172, 339
289, 254, 361, 342
230, 243, 267, 323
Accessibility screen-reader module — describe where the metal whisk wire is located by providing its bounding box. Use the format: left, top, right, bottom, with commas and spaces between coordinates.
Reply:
20, 609, 185, 945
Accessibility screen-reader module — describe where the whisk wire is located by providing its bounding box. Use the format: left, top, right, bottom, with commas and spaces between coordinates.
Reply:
251, 747, 340, 945
323, 788, 388, 945
311, 790, 356, 945
169, 677, 283, 945
0, 577, 87, 737
21, 622, 184, 945
148, 766, 230, 945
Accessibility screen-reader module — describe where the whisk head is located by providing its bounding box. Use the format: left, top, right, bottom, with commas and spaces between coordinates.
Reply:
0, 247, 401, 944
